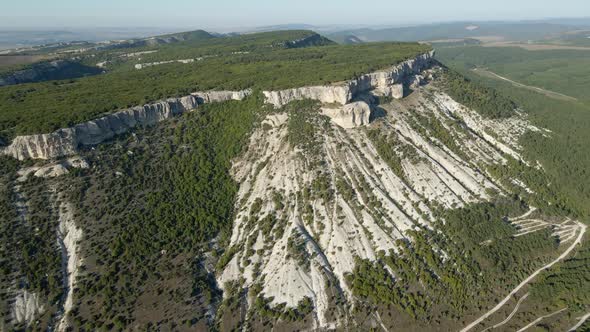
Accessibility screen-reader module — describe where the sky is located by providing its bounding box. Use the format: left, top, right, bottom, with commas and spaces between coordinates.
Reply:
1, 0, 589, 30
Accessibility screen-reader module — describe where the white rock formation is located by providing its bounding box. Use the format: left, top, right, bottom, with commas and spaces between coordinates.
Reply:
430, 93, 544, 163
192, 89, 252, 103
264, 85, 352, 107
380, 83, 404, 99
3, 129, 79, 161
11, 290, 44, 326
56, 201, 83, 332
17, 157, 90, 182
120, 50, 158, 58
409, 75, 424, 89
322, 101, 372, 128
262, 51, 435, 107
1, 90, 252, 160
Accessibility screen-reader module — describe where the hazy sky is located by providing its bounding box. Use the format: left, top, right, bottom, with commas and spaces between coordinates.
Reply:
2, 0, 589, 30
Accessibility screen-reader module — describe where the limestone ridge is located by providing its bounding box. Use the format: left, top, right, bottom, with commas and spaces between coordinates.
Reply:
1, 52, 434, 160
262, 51, 435, 107
0, 90, 252, 160
282, 33, 334, 48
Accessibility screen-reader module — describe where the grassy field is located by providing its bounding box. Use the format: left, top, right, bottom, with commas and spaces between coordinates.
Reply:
0, 30, 430, 140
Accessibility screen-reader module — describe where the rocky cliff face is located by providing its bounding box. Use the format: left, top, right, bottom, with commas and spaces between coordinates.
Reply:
262, 51, 435, 107
1, 90, 252, 160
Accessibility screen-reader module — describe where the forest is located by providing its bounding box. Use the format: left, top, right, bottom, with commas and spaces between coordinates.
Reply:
436, 45, 590, 330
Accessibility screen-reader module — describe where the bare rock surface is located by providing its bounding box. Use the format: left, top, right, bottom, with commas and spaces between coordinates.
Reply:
322, 101, 372, 128
55, 200, 83, 332
17, 157, 90, 182
218, 83, 541, 329
11, 290, 44, 326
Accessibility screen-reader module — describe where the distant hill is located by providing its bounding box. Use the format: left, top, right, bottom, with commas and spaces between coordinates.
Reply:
327, 21, 580, 42
329, 34, 364, 44
144, 29, 216, 46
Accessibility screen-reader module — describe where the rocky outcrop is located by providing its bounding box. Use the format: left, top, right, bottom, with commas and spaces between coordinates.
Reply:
264, 85, 351, 106
262, 51, 435, 107
11, 290, 44, 326
322, 101, 372, 128
72, 95, 199, 146
2, 129, 79, 161
192, 90, 252, 103
382, 83, 404, 99
1, 90, 252, 160
16, 157, 90, 182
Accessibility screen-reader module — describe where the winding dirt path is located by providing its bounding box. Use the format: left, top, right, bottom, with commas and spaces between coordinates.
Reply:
515, 307, 568, 332
568, 312, 590, 332
509, 207, 537, 221
481, 293, 529, 332
460, 222, 587, 332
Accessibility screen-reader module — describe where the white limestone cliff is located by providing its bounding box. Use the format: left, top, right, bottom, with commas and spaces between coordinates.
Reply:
1, 90, 252, 160
1, 52, 434, 161
262, 51, 435, 107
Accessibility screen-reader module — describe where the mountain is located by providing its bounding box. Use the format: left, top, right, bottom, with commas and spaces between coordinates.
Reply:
0, 28, 184, 51
329, 34, 364, 45
326, 21, 582, 43
0, 29, 588, 331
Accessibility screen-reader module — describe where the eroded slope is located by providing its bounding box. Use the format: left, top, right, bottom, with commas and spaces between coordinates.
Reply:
215, 75, 565, 330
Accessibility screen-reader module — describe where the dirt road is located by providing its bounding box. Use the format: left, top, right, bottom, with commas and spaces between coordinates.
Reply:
472, 68, 578, 102
460, 222, 587, 332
